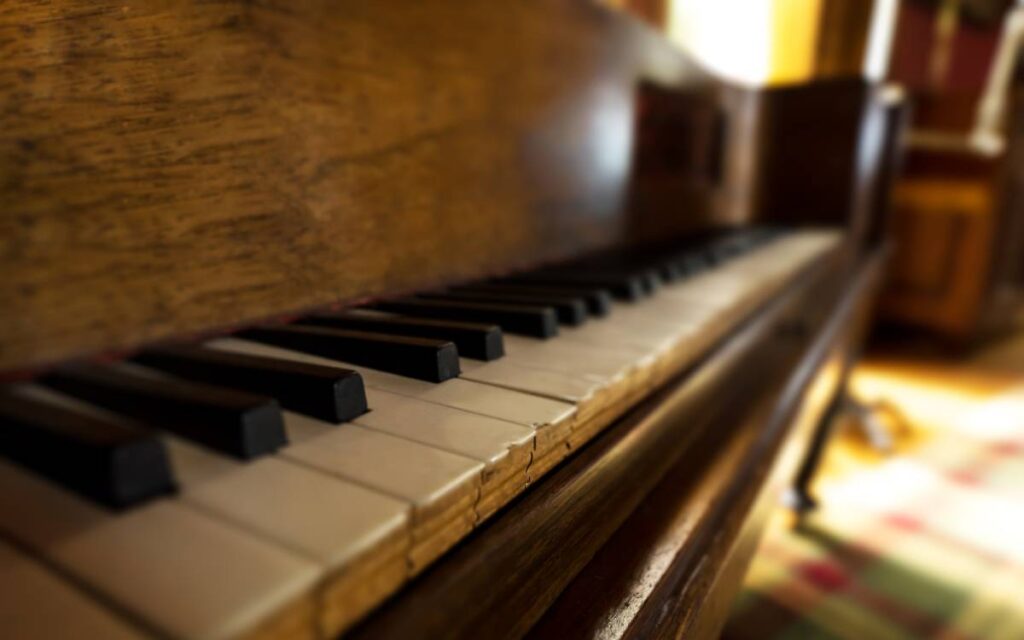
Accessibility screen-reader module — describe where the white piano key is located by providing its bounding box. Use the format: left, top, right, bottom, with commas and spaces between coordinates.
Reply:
20, 384, 411, 576
494, 334, 658, 427
7, 388, 412, 638
553, 314, 686, 363
160, 425, 417, 637
354, 388, 535, 520
176, 450, 410, 637
180, 454, 409, 570
179, 345, 534, 526
283, 414, 484, 508
457, 357, 608, 409
281, 415, 483, 571
154, 407, 487, 633
500, 334, 640, 381
0, 539, 148, 639
209, 339, 542, 546
209, 337, 576, 464
382, 378, 576, 457
0, 461, 319, 640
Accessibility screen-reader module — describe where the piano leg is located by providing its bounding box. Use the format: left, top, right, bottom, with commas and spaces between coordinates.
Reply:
787, 392, 842, 514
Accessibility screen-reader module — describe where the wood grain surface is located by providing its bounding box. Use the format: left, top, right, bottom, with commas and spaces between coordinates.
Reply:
0, 0, 733, 373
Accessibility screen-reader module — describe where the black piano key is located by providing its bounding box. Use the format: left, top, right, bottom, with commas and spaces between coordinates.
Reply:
455, 283, 613, 317
41, 364, 286, 460
417, 291, 588, 326
635, 269, 661, 295
707, 244, 737, 263
374, 298, 559, 338
654, 232, 753, 276
0, 389, 175, 509
497, 270, 650, 301
703, 233, 761, 265
667, 253, 711, 278
134, 344, 367, 423
238, 325, 461, 382
653, 260, 684, 283
631, 248, 694, 282
299, 312, 504, 361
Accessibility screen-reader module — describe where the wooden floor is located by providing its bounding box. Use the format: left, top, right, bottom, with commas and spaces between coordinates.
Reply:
723, 323, 1024, 640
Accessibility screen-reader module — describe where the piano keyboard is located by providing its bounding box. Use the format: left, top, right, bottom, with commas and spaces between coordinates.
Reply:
0, 228, 841, 639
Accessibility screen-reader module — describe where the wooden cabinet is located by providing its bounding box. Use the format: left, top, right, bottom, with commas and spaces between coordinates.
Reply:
882, 177, 997, 337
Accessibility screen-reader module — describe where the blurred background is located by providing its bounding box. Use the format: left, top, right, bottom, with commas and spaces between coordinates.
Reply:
609, 1, 1024, 637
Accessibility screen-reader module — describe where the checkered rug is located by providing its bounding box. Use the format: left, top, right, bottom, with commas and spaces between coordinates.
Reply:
723, 366, 1024, 640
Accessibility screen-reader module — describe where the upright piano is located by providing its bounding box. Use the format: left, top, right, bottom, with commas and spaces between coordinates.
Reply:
0, 2, 899, 638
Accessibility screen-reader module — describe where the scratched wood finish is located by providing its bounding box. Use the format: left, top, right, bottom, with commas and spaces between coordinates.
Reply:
346, 245, 844, 640
0, 0, 725, 373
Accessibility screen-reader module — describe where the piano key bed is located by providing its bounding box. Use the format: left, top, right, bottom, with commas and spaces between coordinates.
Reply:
0, 228, 842, 639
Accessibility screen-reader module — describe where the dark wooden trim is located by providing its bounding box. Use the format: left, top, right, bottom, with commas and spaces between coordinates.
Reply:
347, 244, 847, 640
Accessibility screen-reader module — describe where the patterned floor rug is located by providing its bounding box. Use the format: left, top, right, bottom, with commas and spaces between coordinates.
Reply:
723, 341, 1024, 640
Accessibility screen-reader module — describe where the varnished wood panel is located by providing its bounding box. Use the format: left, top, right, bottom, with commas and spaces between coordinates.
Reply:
0, 0, 726, 374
